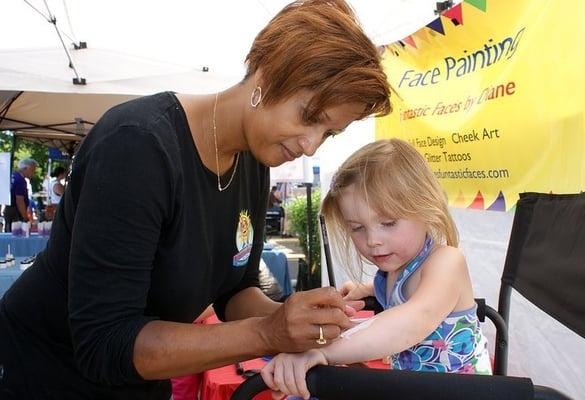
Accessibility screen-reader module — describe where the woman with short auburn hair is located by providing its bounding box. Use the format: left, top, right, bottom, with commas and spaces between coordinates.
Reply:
0, 1, 391, 398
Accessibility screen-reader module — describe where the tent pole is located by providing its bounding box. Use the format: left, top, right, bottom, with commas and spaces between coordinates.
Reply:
306, 182, 313, 273
41, 0, 86, 85
10, 134, 17, 171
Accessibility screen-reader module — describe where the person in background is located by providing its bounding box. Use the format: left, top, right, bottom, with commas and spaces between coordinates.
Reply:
44, 166, 67, 220
49, 166, 67, 204
261, 139, 491, 399
3, 158, 37, 232
269, 186, 283, 208
268, 185, 286, 235
0, 1, 391, 398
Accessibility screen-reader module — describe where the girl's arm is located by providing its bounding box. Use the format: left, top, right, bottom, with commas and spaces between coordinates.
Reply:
261, 247, 469, 399
322, 246, 467, 365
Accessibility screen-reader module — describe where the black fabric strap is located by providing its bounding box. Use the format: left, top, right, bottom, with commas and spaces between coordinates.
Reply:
232, 365, 535, 400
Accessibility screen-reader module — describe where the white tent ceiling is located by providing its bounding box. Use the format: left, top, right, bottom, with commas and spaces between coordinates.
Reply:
0, 0, 439, 77
0, 0, 439, 152
0, 46, 235, 152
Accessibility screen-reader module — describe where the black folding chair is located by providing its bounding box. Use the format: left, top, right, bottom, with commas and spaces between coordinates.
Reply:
476, 192, 585, 376
265, 209, 283, 235
233, 193, 582, 399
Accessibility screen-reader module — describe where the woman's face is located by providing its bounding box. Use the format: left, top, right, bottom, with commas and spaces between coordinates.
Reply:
246, 90, 365, 167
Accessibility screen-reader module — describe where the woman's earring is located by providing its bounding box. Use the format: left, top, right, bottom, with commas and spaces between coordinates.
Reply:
250, 86, 262, 108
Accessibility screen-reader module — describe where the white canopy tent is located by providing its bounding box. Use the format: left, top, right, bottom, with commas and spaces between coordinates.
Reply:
0, 46, 231, 153
0, 0, 438, 153
0, 0, 437, 75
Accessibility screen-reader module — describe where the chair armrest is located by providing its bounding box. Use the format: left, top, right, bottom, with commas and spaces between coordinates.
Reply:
533, 385, 574, 400
476, 298, 509, 376
231, 365, 555, 400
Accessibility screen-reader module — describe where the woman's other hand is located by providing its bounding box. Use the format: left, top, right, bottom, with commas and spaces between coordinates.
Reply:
259, 287, 352, 353
261, 349, 327, 400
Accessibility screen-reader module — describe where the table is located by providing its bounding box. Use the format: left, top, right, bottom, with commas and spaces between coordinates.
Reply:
201, 357, 271, 400
0, 257, 30, 298
0, 233, 49, 258
261, 245, 292, 296
0, 244, 290, 300
199, 312, 389, 400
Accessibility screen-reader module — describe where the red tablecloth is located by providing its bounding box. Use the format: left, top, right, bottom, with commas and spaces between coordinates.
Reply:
201, 357, 272, 400
200, 312, 390, 400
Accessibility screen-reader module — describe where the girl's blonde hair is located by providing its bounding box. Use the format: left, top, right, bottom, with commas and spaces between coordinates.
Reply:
321, 138, 458, 281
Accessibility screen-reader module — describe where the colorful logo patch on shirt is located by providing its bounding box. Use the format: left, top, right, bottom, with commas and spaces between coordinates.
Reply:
233, 210, 254, 267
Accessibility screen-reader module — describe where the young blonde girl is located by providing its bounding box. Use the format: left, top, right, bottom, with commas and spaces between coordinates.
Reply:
261, 138, 491, 399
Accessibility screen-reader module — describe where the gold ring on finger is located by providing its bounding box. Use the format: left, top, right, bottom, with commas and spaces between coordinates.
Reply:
316, 325, 327, 345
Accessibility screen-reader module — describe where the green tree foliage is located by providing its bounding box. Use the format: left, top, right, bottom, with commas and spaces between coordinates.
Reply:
285, 187, 321, 277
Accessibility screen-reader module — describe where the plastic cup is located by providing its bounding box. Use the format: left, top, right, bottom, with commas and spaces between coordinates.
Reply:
11, 221, 22, 236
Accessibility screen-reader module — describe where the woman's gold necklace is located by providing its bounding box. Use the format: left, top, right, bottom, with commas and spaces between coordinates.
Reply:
212, 92, 239, 192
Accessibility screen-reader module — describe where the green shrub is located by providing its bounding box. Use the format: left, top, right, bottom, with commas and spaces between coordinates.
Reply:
285, 187, 321, 281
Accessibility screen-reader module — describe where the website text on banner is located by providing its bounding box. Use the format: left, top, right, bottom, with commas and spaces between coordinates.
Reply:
376, 0, 585, 211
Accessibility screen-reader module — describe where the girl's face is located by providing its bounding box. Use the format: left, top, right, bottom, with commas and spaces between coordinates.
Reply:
338, 184, 428, 274
246, 90, 365, 167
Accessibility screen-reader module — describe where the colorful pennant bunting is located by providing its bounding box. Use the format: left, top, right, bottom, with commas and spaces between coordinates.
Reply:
468, 191, 485, 209
443, 3, 464, 25
412, 29, 431, 44
426, 17, 445, 35
453, 190, 467, 208
464, 0, 487, 12
487, 191, 506, 211
402, 35, 418, 48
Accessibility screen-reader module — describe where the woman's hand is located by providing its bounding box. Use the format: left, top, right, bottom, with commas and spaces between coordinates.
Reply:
259, 287, 353, 354
261, 349, 328, 400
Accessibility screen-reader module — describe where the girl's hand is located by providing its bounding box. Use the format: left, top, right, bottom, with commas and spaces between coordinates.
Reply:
340, 281, 373, 300
261, 349, 328, 400
339, 281, 357, 298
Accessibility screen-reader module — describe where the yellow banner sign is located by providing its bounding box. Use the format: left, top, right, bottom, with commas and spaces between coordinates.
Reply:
376, 0, 585, 210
